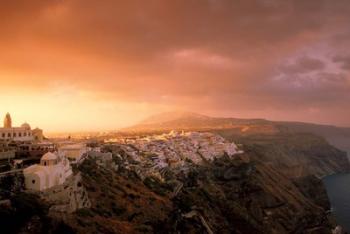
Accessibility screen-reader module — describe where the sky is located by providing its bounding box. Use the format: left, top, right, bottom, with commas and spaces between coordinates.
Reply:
1, 0, 350, 132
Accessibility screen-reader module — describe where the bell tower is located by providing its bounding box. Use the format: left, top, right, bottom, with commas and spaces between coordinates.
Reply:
4, 112, 12, 128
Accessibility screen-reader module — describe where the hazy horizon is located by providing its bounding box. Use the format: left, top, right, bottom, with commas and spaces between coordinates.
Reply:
6, 109, 350, 134
1, 0, 350, 132
40, 111, 350, 136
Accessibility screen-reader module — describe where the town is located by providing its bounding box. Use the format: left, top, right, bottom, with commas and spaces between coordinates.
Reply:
105, 131, 242, 174
0, 113, 244, 213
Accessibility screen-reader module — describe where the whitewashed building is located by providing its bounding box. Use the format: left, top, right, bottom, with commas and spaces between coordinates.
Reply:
58, 143, 87, 164
23, 152, 73, 191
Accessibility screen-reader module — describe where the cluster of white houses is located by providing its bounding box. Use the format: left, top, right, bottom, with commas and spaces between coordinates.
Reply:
105, 131, 243, 182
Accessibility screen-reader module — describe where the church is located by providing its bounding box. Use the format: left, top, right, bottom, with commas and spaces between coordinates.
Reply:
23, 152, 73, 191
0, 113, 43, 141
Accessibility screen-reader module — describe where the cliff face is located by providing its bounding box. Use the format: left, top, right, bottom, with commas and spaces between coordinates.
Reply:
219, 132, 350, 179
278, 122, 350, 159
49, 139, 340, 234
0, 139, 342, 234
161, 156, 334, 234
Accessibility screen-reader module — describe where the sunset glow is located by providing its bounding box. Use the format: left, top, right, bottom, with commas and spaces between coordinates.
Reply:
1, 0, 350, 132
2, 2, 350, 233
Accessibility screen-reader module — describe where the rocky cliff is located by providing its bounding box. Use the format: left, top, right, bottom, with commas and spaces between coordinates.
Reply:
0, 153, 342, 233
218, 132, 350, 179
57, 151, 338, 233
3, 132, 339, 234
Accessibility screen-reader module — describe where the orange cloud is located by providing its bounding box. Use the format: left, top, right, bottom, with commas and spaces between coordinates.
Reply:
0, 0, 350, 129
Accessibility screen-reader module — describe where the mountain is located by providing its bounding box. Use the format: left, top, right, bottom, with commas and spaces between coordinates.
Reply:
139, 111, 212, 125
122, 112, 279, 134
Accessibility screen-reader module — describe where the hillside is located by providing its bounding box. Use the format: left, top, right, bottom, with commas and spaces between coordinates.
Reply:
122, 112, 278, 135
139, 112, 212, 125
278, 122, 350, 156
123, 112, 350, 156
1, 113, 349, 233
68, 154, 336, 233
1, 147, 337, 233
1, 130, 348, 233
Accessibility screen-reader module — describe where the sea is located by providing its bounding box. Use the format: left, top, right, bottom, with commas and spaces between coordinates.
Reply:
323, 173, 350, 232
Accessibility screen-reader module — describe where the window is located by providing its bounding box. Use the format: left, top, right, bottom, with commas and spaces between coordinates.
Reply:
32, 180, 35, 184
19, 133, 22, 137
24, 132, 27, 136
2, 133, 4, 138
13, 133, 16, 137
7, 133, 11, 137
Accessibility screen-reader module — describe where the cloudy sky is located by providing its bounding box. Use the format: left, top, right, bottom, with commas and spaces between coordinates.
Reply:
1, 0, 350, 131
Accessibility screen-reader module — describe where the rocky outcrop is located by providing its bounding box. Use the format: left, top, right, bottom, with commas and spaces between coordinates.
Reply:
42, 173, 91, 214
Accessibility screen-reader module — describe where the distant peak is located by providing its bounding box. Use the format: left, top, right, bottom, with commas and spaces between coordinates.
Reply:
140, 111, 211, 125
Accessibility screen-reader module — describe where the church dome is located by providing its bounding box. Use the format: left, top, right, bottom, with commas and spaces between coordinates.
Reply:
41, 152, 58, 161
21, 122, 31, 130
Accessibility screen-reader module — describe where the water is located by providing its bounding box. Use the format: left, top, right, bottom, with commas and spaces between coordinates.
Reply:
323, 173, 350, 232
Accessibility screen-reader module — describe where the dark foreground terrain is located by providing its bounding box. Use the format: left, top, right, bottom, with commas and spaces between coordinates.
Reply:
1, 131, 349, 234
